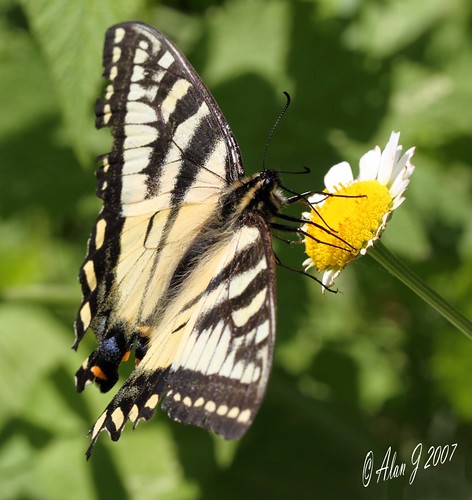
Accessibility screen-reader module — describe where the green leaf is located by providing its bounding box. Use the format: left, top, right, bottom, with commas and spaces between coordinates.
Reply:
0, 16, 56, 140
19, 0, 147, 165
344, 0, 463, 57
0, 303, 69, 421
204, 0, 291, 90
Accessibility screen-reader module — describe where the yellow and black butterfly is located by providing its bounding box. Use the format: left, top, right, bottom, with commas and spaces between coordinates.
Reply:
74, 22, 320, 457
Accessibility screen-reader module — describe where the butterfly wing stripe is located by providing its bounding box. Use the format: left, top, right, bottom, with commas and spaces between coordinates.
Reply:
121, 147, 153, 175
124, 101, 157, 124
161, 79, 192, 122
231, 288, 268, 327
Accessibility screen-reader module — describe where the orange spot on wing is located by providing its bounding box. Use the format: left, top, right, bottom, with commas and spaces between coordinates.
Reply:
122, 351, 131, 362
91, 365, 107, 380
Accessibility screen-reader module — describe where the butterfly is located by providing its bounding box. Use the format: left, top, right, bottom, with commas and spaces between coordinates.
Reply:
73, 21, 306, 458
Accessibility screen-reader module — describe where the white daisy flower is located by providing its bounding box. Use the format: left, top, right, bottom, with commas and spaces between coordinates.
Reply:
302, 131, 415, 290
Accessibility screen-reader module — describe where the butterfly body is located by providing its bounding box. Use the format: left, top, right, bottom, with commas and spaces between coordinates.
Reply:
74, 22, 285, 456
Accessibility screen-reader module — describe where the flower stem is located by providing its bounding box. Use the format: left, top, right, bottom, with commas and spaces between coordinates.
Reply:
369, 240, 472, 340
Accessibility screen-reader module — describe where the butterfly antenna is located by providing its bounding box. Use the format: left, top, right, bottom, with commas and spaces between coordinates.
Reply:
262, 91, 291, 171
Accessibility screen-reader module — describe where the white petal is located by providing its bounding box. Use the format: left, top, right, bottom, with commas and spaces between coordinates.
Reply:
302, 258, 314, 270
359, 146, 381, 180
377, 131, 400, 185
324, 161, 353, 191
389, 176, 410, 199
321, 271, 335, 290
307, 192, 328, 206
391, 146, 415, 182
391, 196, 405, 210
321, 268, 341, 291
406, 163, 416, 178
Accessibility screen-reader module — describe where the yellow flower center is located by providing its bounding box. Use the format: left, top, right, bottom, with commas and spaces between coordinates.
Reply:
305, 180, 393, 270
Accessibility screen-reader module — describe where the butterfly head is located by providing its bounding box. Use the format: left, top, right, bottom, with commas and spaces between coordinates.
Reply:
256, 169, 286, 217
227, 170, 286, 220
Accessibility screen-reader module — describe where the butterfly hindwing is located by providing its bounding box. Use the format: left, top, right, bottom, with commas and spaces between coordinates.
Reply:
164, 214, 276, 438
85, 214, 275, 456
75, 22, 282, 456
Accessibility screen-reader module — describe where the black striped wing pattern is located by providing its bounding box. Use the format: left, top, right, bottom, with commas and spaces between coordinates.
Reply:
74, 22, 281, 456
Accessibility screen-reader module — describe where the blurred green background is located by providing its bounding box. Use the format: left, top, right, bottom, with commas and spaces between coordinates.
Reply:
1, 0, 471, 498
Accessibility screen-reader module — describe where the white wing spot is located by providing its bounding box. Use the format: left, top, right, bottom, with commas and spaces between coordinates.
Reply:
183, 396, 192, 407
109, 66, 118, 81
112, 47, 121, 63
133, 48, 148, 65
237, 409, 251, 424
227, 407, 240, 419
158, 51, 174, 69
129, 404, 139, 423
95, 218, 106, 250
173, 393, 182, 402
205, 400, 216, 413
79, 302, 92, 331
194, 397, 204, 407
83, 260, 97, 292
105, 84, 114, 100
145, 394, 159, 409
139, 40, 149, 49
114, 27, 125, 44
111, 407, 125, 429
91, 411, 107, 439
216, 405, 228, 416
131, 65, 145, 82
102, 104, 112, 124
102, 156, 110, 173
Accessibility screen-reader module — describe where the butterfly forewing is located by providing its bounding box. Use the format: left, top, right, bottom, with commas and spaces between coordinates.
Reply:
75, 22, 241, 349
75, 22, 279, 456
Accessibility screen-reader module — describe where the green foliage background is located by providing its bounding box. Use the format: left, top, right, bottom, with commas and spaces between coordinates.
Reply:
1, 0, 471, 498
